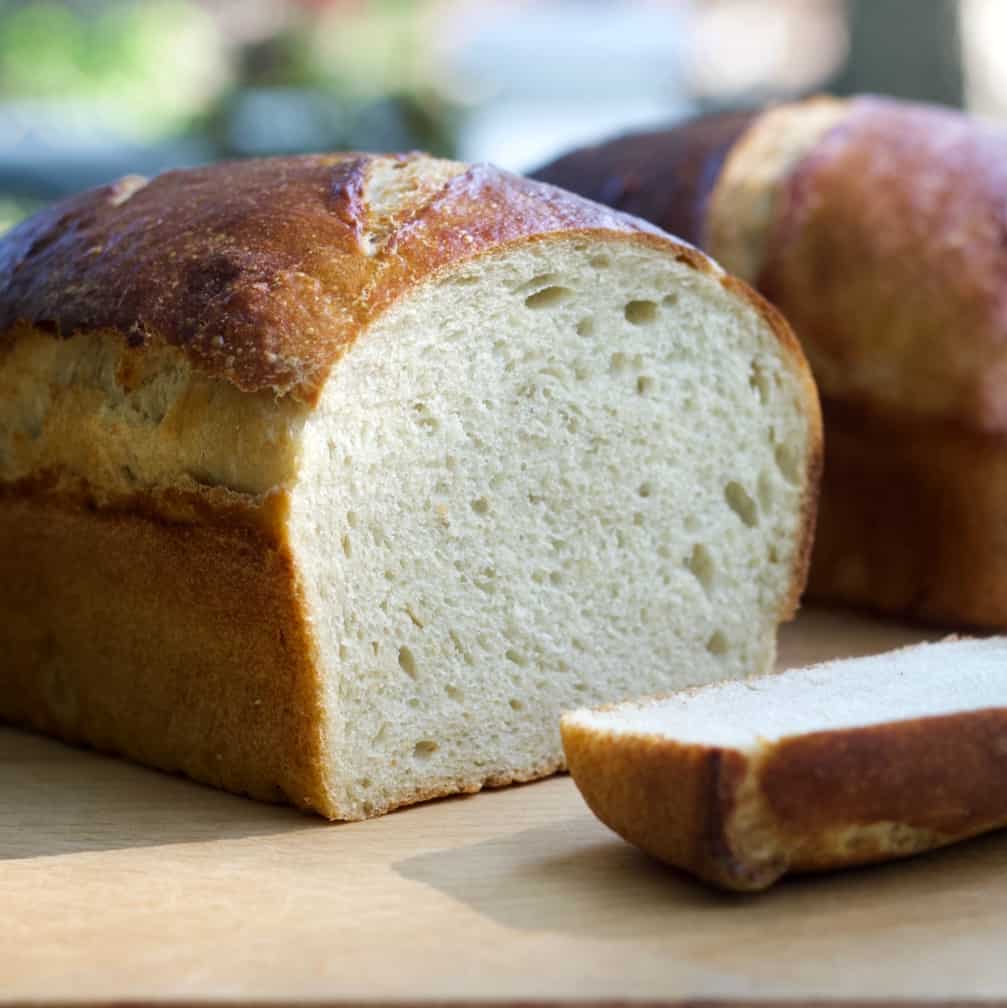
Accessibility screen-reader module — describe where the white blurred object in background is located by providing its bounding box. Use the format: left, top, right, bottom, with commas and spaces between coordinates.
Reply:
961, 0, 1007, 118
688, 0, 847, 100
434, 0, 694, 172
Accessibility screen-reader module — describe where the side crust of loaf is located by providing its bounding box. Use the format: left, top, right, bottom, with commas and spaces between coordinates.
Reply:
562, 705, 1007, 891
0, 483, 331, 813
809, 399, 1007, 627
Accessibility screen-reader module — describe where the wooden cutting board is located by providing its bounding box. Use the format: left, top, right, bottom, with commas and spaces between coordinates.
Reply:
3, 607, 1002, 1004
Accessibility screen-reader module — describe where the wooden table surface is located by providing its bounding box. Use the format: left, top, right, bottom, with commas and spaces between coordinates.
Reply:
5, 607, 1004, 1004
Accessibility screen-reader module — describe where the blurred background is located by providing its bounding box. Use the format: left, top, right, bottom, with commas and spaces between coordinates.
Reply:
0, 0, 995, 233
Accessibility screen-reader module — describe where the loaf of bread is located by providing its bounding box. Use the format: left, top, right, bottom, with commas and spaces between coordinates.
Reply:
535, 96, 1007, 627
0, 153, 819, 819
563, 636, 1007, 891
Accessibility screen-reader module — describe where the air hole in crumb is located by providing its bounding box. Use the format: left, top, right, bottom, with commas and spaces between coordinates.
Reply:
590, 254, 611, 269
446, 684, 464, 701
398, 646, 417, 679
362, 801, 375, 816
707, 631, 728, 655
549, 571, 563, 586
638, 482, 652, 498
341, 534, 352, 558
625, 300, 658, 325
516, 272, 558, 293
576, 317, 595, 337
686, 543, 715, 591
774, 443, 801, 484
757, 470, 774, 512
633, 512, 644, 526
663, 292, 679, 307
413, 740, 438, 760
358, 777, 372, 788
347, 510, 358, 528
749, 362, 770, 405
768, 544, 780, 564
505, 649, 528, 667
636, 375, 654, 395
572, 638, 586, 653
509, 698, 525, 712
525, 285, 573, 310
610, 352, 627, 373
725, 481, 758, 527
471, 497, 490, 515
338, 644, 349, 661
407, 697, 420, 709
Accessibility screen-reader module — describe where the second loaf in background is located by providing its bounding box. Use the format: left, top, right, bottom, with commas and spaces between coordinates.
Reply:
535, 96, 1007, 628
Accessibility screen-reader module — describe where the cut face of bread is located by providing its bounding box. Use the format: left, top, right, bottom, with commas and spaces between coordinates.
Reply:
292, 237, 814, 818
563, 637, 1007, 890
0, 155, 818, 820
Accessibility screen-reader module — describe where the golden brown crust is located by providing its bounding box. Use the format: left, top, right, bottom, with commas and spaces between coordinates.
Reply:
562, 704, 1007, 892
0, 483, 331, 814
0, 154, 670, 404
561, 719, 780, 891
760, 96, 1007, 432
761, 711, 1007, 861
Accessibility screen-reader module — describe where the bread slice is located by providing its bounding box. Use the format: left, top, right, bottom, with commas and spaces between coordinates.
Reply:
562, 637, 1007, 891
0, 153, 820, 820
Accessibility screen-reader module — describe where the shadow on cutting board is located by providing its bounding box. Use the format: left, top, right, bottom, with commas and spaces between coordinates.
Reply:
395, 815, 1007, 941
0, 727, 321, 859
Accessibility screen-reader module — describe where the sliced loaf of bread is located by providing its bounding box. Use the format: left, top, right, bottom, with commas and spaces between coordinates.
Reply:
0, 153, 819, 819
563, 637, 1007, 890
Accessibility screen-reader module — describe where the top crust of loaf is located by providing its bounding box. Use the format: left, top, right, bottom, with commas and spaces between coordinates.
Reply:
531, 110, 759, 250
705, 96, 849, 283
751, 96, 1007, 431
0, 152, 758, 405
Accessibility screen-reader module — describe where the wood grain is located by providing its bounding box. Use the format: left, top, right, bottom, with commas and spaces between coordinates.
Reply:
6, 607, 1005, 1004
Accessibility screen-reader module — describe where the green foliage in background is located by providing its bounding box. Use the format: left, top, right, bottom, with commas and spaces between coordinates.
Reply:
0, 196, 43, 234
0, 0, 226, 137
0, 0, 459, 216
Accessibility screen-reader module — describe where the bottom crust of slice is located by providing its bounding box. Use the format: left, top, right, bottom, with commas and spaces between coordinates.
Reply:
563, 705, 1007, 892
